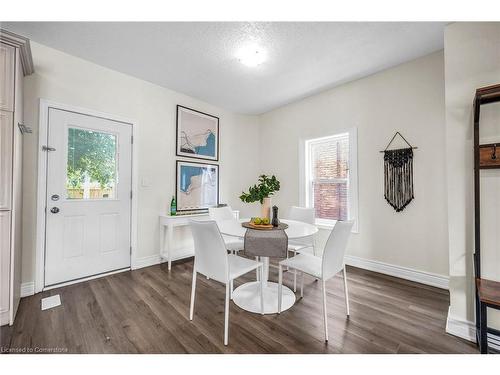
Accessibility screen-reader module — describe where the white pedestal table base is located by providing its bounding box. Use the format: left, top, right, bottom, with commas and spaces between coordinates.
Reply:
232, 281, 295, 314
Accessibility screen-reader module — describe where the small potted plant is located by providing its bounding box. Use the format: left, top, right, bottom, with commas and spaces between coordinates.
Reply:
239, 175, 280, 220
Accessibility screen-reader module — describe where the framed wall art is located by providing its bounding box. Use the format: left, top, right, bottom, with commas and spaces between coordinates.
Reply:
176, 160, 219, 212
176, 105, 219, 161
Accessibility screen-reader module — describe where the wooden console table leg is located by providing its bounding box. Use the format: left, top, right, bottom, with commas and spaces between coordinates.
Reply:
480, 302, 488, 354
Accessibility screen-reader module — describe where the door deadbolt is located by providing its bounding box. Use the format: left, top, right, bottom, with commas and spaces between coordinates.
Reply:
51, 194, 60, 201
50, 207, 60, 214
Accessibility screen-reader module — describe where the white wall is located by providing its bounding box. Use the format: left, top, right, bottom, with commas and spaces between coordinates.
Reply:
444, 22, 500, 334
19, 24, 500, 343
21, 42, 261, 284
259, 51, 449, 278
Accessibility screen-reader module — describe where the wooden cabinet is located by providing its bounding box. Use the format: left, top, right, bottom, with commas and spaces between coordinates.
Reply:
0, 30, 33, 326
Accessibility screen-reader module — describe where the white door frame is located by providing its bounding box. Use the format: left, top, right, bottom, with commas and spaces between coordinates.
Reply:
35, 99, 138, 293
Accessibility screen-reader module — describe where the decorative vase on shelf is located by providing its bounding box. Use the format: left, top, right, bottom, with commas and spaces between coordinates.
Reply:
261, 197, 272, 220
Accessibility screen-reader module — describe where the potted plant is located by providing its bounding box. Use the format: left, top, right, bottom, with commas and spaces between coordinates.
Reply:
239, 175, 280, 219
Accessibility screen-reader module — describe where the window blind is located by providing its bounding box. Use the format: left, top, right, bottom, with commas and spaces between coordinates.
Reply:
308, 133, 349, 221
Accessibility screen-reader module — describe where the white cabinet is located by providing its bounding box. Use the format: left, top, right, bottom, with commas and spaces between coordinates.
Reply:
0, 43, 15, 111
0, 31, 33, 326
0, 211, 11, 325
0, 111, 13, 210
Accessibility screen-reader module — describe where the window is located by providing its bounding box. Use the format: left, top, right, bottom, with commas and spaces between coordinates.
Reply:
302, 129, 358, 229
66, 127, 117, 200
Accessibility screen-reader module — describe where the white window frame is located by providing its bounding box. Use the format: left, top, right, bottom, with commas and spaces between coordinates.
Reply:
299, 128, 359, 232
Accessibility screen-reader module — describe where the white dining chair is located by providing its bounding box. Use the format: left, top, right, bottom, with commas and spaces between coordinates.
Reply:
189, 220, 264, 346
287, 206, 316, 291
209, 206, 244, 254
278, 220, 354, 342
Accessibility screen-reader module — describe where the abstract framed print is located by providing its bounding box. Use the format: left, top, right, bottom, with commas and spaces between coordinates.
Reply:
176, 105, 219, 161
176, 160, 219, 212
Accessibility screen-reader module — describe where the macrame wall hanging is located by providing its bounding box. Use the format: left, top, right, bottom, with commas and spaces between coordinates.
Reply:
380, 132, 417, 212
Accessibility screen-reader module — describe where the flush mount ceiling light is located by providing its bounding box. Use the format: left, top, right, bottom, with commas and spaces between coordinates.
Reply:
237, 44, 267, 67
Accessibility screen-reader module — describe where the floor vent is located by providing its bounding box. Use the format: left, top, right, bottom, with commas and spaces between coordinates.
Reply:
41, 294, 62, 311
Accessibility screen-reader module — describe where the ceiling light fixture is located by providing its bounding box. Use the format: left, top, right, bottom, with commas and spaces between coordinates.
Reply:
237, 44, 267, 67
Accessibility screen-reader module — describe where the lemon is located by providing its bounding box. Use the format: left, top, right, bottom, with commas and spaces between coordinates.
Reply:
262, 218, 270, 225
254, 217, 262, 225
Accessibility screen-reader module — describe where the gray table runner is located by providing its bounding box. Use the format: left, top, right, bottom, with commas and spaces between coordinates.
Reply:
243, 224, 289, 258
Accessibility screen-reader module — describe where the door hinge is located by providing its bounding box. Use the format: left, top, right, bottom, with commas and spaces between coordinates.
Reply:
131, 135, 134, 144
130, 246, 132, 255
130, 190, 133, 199
42, 145, 56, 152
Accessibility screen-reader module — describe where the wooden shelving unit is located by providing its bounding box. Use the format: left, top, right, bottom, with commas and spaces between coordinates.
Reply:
473, 83, 500, 354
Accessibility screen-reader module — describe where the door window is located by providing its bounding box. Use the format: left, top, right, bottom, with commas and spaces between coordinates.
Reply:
66, 127, 117, 199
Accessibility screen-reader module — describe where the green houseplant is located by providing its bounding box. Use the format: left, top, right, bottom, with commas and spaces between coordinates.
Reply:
239, 175, 280, 219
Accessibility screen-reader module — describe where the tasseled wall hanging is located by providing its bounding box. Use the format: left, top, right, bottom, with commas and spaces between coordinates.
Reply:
380, 132, 417, 212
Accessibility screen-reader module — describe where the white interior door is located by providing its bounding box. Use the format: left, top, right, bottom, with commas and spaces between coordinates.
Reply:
45, 108, 132, 287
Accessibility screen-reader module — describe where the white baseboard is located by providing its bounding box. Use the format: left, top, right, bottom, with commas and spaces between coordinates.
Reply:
131, 254, 163, 270
446, 308, 476, 342
131, 252, 449, 290
344, 255, 449, 290
446, 308, 500, 349
132, 251, 194, 270
28, 254, 447, 290
0, 310, 9, 326
20, 282, 35, 297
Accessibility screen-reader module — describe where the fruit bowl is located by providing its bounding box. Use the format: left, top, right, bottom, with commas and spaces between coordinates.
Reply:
244, 222, 274, 230
242, 217, 273, 230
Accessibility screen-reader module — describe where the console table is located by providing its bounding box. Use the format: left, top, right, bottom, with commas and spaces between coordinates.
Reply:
159, 211, 239, 271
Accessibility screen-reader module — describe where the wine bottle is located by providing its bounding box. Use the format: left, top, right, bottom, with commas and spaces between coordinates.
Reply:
170, 196, 177, 216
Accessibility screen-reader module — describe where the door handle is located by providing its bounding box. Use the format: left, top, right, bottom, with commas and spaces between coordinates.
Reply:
50, 207, 60, 214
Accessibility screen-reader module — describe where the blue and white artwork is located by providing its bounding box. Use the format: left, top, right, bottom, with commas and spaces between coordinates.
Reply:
176, 161, 219, 211
176, 105, 219, 161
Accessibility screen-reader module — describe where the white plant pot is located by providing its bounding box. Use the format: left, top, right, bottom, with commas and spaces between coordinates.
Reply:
261, 197, 272, 220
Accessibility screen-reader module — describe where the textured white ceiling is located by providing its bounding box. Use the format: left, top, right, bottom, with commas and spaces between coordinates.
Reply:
1, 22, 445, 114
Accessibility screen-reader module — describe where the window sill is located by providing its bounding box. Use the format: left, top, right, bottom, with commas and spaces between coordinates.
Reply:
314, 219, 359, 233
315, 219, 337, 230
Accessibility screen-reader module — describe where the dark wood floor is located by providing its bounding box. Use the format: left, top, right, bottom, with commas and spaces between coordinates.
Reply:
1, 259, 477, 354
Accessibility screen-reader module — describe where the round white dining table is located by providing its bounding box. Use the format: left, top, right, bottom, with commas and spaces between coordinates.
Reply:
218, 218, 318, 314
